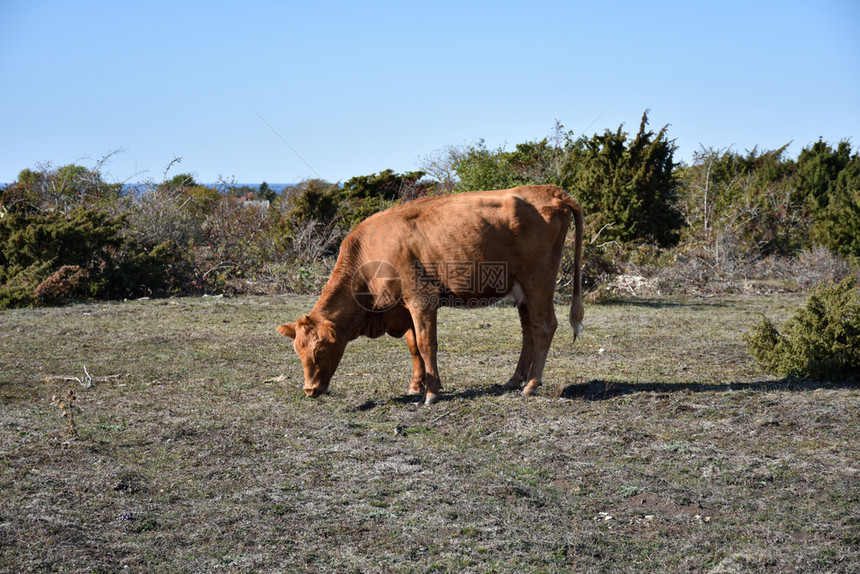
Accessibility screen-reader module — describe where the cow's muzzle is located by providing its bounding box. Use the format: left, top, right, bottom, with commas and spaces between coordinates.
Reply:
304, 385, 329, 398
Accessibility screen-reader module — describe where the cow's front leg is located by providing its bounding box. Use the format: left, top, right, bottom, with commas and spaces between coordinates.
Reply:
405, 327, 425, 395
408, 305, 442, 405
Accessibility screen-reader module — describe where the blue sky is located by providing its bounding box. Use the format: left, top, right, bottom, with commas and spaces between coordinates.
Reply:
2, 0, 858, 184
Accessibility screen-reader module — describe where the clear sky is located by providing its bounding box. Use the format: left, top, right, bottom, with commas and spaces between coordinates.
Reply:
2, 0, 858, 185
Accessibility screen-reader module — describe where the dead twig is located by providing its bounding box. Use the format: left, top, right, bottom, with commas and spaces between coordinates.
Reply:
429, 409, 455, 425
45, 367, 123, 388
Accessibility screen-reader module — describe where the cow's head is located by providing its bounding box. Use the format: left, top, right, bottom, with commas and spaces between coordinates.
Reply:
277, 315, 345, 398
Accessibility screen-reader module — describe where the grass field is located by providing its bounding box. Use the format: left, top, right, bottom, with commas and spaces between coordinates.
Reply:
1, 293, 858, 573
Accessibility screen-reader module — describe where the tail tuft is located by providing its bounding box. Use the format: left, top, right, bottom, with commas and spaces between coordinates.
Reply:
571, 320, 584, 343
570, 294, 584, 343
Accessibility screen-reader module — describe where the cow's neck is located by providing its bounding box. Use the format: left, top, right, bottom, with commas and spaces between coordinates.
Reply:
310, 233, 368, 340
311, 273, 364, 340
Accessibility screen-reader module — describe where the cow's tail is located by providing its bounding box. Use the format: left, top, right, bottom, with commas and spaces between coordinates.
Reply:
565, 195, 585, 343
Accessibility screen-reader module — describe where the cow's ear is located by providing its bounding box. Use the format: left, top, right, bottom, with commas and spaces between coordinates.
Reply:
277, 323, 297, 339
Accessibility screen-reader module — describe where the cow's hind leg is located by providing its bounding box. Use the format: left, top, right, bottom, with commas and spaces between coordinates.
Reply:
408, 306, 442, 405
405, 327, 425, 395
504, 302, 534, 390
520, 285, 558, 397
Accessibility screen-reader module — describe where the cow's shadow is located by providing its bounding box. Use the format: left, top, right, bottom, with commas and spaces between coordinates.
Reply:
398, 377, 856, 405
556, 378, 856, 401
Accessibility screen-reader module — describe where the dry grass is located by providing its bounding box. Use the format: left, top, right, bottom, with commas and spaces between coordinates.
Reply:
1, 293, 858, 572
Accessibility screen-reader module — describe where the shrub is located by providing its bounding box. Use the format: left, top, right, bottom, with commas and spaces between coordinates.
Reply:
675, 147, 808, 265
1, 161, 123, 215
452, 140, 531, 192
0, 208, 123, 270
122, 184, 204, 248
0, 208, 124, 306
0, 261, 53, 308
33, 265, 89, 304
745, 276, 860, 381
562, 111, 683, 247
107, 240, 188, 299
287, 171, 430, 234
795, 139, 860, 259
287, 179, 344, 227
452, 113, 683, 248
0, 207, 190, 307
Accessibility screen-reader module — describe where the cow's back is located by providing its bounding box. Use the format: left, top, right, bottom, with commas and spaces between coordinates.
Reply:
358, 185, 569, 246
350, 185, 575, 301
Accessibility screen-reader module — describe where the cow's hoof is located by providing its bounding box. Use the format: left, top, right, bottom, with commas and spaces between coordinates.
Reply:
424, 392, 439, 405
522, 380, 541, 397
502, 377, 522, 391
407, 388, 422, 396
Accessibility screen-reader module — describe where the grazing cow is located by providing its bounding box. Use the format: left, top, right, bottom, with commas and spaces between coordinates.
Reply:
277, 185, 583, 405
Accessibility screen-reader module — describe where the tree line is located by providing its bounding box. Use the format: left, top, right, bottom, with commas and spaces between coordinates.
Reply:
1, 111, 857, 307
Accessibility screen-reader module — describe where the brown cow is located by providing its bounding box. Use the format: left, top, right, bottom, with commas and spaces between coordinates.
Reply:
277, 185, 583, 405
